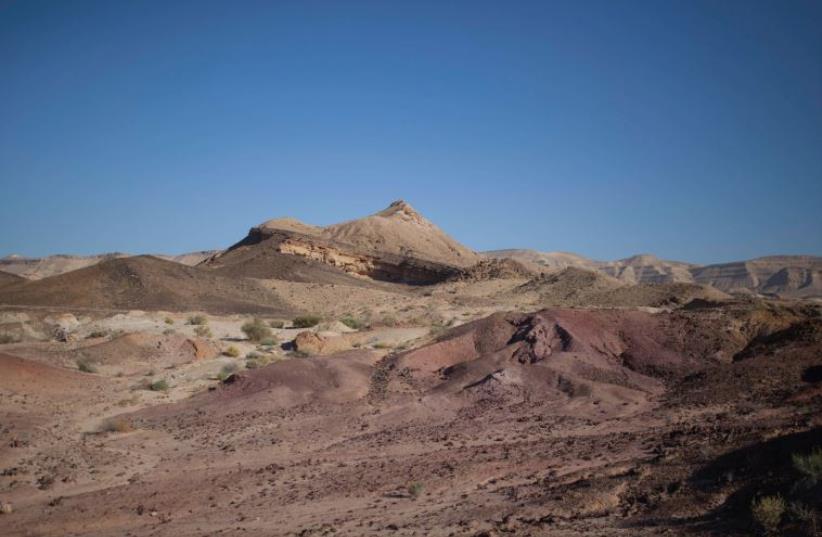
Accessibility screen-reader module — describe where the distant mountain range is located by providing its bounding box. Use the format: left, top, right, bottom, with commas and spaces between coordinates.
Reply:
1, 201, 820, 299
0, 251, 217, 280
484, 250, 822, 298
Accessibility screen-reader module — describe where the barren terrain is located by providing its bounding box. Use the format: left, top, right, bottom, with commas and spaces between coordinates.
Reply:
1, 202, 820, 536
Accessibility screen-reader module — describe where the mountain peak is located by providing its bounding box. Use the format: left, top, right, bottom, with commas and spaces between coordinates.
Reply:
375, 199, 422, 221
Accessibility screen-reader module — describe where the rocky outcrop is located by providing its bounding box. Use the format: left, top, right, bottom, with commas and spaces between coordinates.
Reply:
205, 212, 464, 285
691, 256, 822, 298
450, 258, 535, 282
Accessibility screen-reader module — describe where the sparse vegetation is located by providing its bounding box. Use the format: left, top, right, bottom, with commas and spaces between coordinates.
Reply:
223, 346, 240, 358
246, 354, 273, 369
149, 379, 169, 392
193, 325, 212, 338
407, 482, 423, 499
340, 315, 364, 330
100, 417, 134, 433
269, 320, 285, 329
187, 314, 208, 326
373, 342, 392, 349
164, 317, 175, 325
751, 495, 786, 535
377, 315, 399, 327
217, 363, 239, 382
76, 359, 98, 374
790, 502, 818, 535
792, 446, 822, 486
241, 318, 273, 342
86, 329, 108, 339
0, 333, 19, 344
162, 328, 175, 335
292, 315, 321, 328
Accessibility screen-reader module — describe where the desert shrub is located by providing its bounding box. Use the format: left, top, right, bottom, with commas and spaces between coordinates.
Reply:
0, 333, 19, 344
751, 495, 785, 535
241, 318, 272, 342
792, 446, 822, 486
162, 328, 175, 335
193, 325, 212, 338
187, 314, 207, 326
292, 315, 321, 329
377, 315, 399, 328
223, 346, 240, 358
259, 337, 278, 347
86, 329, 108, 339
76, 359, 98, 374
149, 379, 169, 392
269, 320, 285, 329
407, 482, 423, 499
246, 354, 272, 369
373, 342, 392, 349
217, 363, 239, 382
164, 317, 175, 325
100, 417, 134, 433
790, 502, 818, 531
340, 316, 364, 330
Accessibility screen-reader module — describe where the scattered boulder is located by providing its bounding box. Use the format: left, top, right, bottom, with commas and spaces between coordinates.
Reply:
293, 331, 354, 356
187, 337, 219, 360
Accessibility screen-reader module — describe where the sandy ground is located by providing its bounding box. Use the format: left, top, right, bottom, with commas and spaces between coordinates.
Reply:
0, 281, 820, 536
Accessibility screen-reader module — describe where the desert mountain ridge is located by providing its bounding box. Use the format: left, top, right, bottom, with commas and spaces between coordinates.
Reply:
1, 200, 820, 297
486, 249, 822, 298
255, 199, 481, 268
0, 251, 218, 280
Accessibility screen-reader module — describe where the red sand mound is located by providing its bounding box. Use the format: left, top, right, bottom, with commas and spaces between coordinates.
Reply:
378, 309, 699, 418
0, 352, 102, 396
53, 332, 220, 373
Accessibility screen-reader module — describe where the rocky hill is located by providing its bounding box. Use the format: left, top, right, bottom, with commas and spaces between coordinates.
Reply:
0, 255, 293, 314
0, 251, 218, 280
202, 200, 475, 284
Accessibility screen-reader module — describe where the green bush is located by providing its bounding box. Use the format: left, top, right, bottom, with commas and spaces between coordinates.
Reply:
751, 495, 785, 535
246, 354, 272, 369
292, 315, 321, 329
217, 363, 239, 382
407, 482, 423, 499
241, 318, 272, 342
193, 325, 212, 338
223, 346, 240, 358
269, 320, 285, 329
340, 316, 364, 330
164, 317, 175, 325
377, 315, 399, 328
76, 359, 98, 374
149, 379, 169, 392
793, 446, 822, 486
187, 314, 207, 326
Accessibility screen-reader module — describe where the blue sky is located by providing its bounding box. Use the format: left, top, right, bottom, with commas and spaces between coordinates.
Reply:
1, 0, 820, 264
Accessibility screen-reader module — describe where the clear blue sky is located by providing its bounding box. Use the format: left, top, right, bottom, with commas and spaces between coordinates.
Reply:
1, 0, 820, 264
